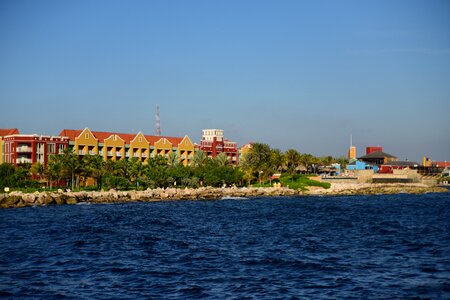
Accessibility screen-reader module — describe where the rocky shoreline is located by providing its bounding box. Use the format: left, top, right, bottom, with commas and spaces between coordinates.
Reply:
0, 183, 447, 209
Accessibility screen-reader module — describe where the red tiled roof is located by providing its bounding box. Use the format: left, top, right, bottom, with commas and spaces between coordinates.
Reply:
435, 161, 450, 168
0, 128, 19, 137
60, 129, 186, 146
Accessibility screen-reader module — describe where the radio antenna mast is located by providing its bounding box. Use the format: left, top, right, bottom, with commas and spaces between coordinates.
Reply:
156, 105, 161, 136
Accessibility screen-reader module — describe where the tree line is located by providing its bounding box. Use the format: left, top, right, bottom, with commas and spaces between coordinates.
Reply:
0, 144, 347, 191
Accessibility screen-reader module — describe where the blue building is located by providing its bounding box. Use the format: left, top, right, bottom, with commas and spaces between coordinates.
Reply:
347, 160, 378, 173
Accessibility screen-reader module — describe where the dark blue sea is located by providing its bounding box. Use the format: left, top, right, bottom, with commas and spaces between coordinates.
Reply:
1, 193, 450, 299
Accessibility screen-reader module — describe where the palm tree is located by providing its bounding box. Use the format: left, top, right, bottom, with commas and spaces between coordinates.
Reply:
30, 162, 45, 184
167, 151, 178, 167
285, 149, 301, 181
60, 148, 79, 191
215, 152, 229, 166
129, 157, 146, 189
191, 150, 208, 168
83, 155, 105, 190
46, 155, 63, 188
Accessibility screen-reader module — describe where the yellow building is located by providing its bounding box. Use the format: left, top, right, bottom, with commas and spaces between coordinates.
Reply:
129, 132, 150, 162
102, 134, 126, 161
59, 128, 195, 165
239, 143, 252, 162
348, 146, 356, 160
176, 136, 195, 166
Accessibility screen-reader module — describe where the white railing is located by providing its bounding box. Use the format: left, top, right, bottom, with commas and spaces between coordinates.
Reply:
78, 150, 85, 155
17, 146, 32, 153
89, 150, 95, 155
142, 153, 147, 158
16, 158, 32, 164
126, 152, 130, 157
133, 153, 139, 157
116, 152, 122, 157
99, 150, 103, 155
107, 151, 113, 156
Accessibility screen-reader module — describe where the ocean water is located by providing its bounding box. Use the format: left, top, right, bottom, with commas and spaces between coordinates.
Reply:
1, 193, 449, 299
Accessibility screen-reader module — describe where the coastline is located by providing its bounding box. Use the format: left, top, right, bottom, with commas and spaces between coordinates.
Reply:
0, 183, 448, 209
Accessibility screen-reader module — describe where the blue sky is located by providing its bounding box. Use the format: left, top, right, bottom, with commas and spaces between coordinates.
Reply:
1, 0, 449, 161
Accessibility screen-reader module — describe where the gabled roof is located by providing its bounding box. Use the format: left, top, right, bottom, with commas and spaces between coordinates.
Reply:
59, 129, 186, 146
358, 150, 397, 160
0, 128, 20, 137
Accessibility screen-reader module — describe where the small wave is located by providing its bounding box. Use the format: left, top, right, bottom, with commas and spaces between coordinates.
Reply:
221, 196, 249, 200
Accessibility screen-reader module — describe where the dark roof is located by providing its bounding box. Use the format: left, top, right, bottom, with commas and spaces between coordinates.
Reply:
382, 161, 420, 167
358, 150, 397, 160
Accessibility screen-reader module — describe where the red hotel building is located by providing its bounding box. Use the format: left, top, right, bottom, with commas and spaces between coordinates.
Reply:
200, 129, 239, 164
3, 134, 69, 166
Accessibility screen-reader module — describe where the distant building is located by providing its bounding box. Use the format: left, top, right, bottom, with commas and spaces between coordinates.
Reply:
239, 143, 253, 162
60, 128, 195, 166
200, 129, 239, 164
348, 146, 356, 160
347, 160, 378, 172
358, 146, 397, 165
379, 160, 420, 174
3, 134, 69, 166
0, 128, 20, 164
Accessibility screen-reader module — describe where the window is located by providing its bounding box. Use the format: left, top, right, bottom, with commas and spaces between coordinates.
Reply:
139, 137, 142, 142
85, 133, 89, 139
48, 143, 56, 153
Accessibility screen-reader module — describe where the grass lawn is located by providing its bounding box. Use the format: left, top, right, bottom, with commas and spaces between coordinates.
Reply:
253, 174, 330, 191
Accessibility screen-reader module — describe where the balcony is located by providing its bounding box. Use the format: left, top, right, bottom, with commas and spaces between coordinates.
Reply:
16, 157, 32, 164
16, 146, 32, 153
107, 151, 113, 156
116, 152, 122, 157
126, 152, 130, 158
89, 150, 96, 155
78, 150, 86, 155
99, 150, 103, 155
142, 153, 148, 158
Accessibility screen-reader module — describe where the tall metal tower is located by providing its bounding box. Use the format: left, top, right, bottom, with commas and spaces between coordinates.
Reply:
155, 105, 161, 136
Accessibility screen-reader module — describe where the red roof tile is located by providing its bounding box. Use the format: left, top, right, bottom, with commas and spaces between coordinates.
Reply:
60, 129, 186, 146
0, 128, 19, 137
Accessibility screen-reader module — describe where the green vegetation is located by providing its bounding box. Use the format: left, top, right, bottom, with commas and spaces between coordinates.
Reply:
0, 143, 343, 192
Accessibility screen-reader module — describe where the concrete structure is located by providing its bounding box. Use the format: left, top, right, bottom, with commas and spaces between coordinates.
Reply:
59, 128, 195, 166
2, 134, 69, 166
200, 129, 238, 164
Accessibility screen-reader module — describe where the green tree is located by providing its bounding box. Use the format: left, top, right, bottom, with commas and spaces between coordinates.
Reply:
60, 148, 79, 190
240, 143, 272, 184
191, 150, 208, 168
167, 151, 178, 167
285, 149, 301, 180
0, 163, 16, 189
30, 162, 45, 183
215, 152, 229, 166
46, 155, 63, 188
83, 155, 105, 190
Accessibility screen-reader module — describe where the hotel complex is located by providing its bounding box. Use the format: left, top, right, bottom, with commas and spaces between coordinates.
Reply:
0, 127, 240, 167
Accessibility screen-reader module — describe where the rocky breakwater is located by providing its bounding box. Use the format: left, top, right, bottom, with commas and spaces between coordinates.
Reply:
0, 187, 302, 209
305, 183, 449, 196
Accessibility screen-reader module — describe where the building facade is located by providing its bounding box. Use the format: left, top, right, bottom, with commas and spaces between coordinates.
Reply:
59, 128, 195, 166
2, 134, 69, 166
0, 129, 20, 164
200, 129, 239, 164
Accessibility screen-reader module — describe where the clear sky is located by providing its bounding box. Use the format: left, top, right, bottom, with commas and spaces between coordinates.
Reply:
1, 0, 449, 161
